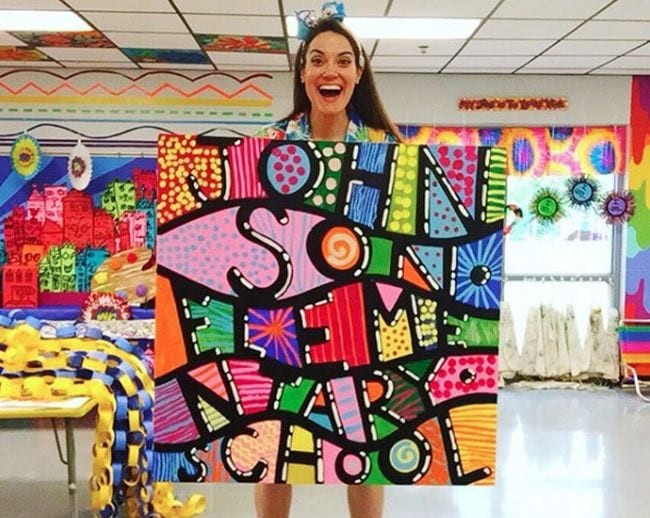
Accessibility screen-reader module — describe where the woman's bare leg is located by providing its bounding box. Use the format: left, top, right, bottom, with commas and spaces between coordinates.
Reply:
347, 485, 384, 518
254, 484, 293, 518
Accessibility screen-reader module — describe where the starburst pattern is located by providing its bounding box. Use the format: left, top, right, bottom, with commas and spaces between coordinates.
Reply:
247, 308, 301, 367
455, 232, 503, 310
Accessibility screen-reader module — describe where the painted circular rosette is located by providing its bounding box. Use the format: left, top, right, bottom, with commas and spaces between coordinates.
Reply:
10, 134, 43, 179
81, 292, 132, 321
566, 174, 600, 210
600, 190, 635, 225
530, 187, 566, 225
68, 141, 93, 190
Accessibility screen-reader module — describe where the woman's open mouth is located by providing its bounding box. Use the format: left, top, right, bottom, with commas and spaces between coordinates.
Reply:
318, 84, 343, 100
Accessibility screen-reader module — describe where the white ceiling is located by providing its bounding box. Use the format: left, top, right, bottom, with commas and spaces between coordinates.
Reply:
0, 0, 648, 74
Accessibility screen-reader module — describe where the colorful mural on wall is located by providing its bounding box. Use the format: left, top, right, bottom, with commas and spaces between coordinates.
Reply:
154, 135, 505, 486
0, 154, 156, 318
402, 126, 626, 177
625, 77, 650, 321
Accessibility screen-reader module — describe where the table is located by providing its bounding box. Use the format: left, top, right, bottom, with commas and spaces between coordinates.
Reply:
0, 397, 98, 518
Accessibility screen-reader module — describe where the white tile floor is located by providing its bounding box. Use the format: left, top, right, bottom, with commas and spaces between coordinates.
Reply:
1, 387, 648, 518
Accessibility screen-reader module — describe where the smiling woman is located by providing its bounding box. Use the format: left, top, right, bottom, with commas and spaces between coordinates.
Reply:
257, 9, 401, 144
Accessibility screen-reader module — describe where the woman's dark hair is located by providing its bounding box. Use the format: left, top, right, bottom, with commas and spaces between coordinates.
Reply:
284, 17, 402, 141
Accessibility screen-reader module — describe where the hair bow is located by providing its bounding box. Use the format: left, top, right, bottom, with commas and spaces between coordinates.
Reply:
296, 1, 347, 40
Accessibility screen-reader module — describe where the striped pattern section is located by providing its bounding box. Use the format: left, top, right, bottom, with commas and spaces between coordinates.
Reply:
198, 395, 230, 431
188, 362, 230, 401
485, 147, 507, 223
448, 403, 497, 485
302, 283, 371, 368
227, 359, 274, 415
620, 325, 650, 377
330, 377, 366, 442
227, 138, 269, 200
384, 371, 426, 420
155, 378, 200, 444
416, 418, 450, 485
356, 142, 389, 174
347, 183, 380, 228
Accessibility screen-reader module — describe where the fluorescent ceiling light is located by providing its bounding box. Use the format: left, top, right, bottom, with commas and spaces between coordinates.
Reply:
286, 17, 480, 39
0, 11, 92, 31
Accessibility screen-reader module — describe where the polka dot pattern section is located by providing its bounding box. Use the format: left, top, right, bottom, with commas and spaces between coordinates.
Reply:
427, 354, 498, 404
428, 145, 478, 218
377, 309, 413, 362
427, 167, 467, 239
157, 208, 279, 296
306, 142, 345, 212
265, 144, 311, 195
415, 297, 437, 348
386, 144, 418, 235
157, 134, 223, 225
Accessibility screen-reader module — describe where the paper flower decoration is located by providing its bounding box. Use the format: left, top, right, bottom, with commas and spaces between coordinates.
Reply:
10, 134, 43, 179
530, 187, 566, 225
600, 190, 635, 225
566, 174, 600, 210
68, 142, 93, 190
81, 292, 131, 321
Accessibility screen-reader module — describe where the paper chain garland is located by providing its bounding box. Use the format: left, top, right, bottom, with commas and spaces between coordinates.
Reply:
0, 316, 205, 518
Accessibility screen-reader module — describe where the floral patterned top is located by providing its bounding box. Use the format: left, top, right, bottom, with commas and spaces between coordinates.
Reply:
256, 110, 397, 143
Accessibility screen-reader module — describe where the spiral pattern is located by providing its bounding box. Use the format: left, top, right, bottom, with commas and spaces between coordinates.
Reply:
389, 438, 420, 474
321, 227, 361, 271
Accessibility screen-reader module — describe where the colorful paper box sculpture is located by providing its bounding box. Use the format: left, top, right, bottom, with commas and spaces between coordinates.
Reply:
154, 135, 506, 486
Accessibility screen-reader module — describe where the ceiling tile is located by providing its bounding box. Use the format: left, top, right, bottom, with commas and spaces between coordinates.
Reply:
445, 67, 516, 74
543, 39, 645, 55
492, 0, 611, 19
628, 42, 650, 55
198, 34, 287, 53
0, 46, 51, 61
208, 51, 289, 67
66, 0, 174, 11
374, 39, 465, 56
516, 67, 592, 74
175, 0, 281, 15
106, 32, 200, 50
10, 31, 114, 48
568, 20, 650, 39
0, 60, 61, 67
0, 32, 26, 46
596, 0, 650, 20
447, 55, 533, 67
474, 19, 580, 39
524, 55, 613, 68
81, 12, 189, 33
123, 48, 209, 64
371, 55, 447, 71
184, 14, 284, 36
0, 0, 69, 8
139, 62, 214, 69
599, 55, 650, 68
282, 0, 389, 17
60, 60, 139, 68
388, 0, 500, 17
591, 68, 643, 74
460, 39, 555, 55
39, 47, 130, 61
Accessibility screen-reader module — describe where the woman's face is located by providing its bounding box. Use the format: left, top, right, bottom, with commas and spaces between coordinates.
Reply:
300, 30, 362, 118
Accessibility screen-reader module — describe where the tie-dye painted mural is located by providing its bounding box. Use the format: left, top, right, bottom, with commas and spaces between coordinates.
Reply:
402, 126, 626, 177
621, 76, 650, 379
154, 135, 506, 486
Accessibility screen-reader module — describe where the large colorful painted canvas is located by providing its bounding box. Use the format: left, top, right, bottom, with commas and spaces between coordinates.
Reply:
154, 135, 506, 486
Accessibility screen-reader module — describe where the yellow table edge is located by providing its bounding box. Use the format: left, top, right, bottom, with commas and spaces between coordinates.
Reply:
0, 397, 98, 419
